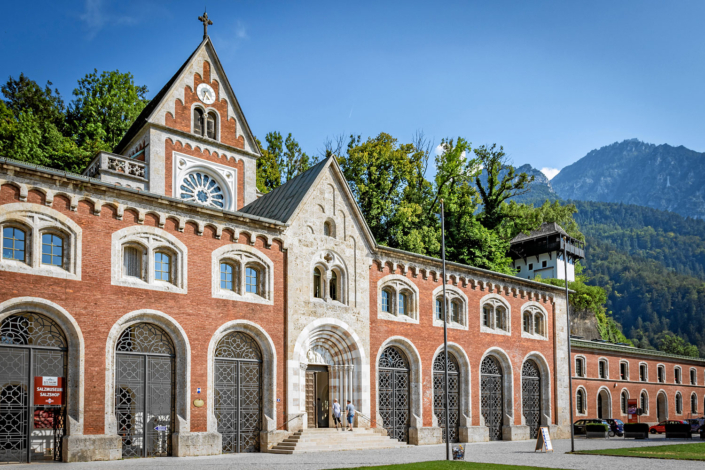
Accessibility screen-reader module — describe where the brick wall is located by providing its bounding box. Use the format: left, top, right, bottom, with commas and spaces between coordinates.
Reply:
0, 184, 286, 435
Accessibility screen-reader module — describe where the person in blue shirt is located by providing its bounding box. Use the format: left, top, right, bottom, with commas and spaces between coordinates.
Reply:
346, 400, 355, 431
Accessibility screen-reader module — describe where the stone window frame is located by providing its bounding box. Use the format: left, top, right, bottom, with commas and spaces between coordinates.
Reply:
657, 364, 665, 383
432, 285, 468, 330
597, 357, 609, 379
640, 389, 649, 414
173, 151, 237, 212
638, 362, 648, 382
190, 102, 221, 142
675, 392, 683, 415
211, 244, 274, 305
111, 225, 187, 294
575, 355, 587, 378
691, 392, 698, 414
619, 360, 630, 381
576, 386, 588, 416
620, 388, 629, 415
690, 368, 697, 386
376, 274, 419, 324
519, 303, 548, 340
479, 294, 510, 336
674, 366, 682, 384
323, 219, 336, 238
310, 251, 349, 307
0, 203, 82, 281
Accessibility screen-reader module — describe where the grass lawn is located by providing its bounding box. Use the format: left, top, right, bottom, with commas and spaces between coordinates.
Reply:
337, 462, 566, 470
575, 442, 705, 461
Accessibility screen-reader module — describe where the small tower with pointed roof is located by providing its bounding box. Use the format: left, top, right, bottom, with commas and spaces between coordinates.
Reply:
509, 222, 585, 281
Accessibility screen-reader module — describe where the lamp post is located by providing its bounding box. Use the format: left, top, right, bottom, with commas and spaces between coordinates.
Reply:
441, 199, 451, 460
563, 235, 575, 452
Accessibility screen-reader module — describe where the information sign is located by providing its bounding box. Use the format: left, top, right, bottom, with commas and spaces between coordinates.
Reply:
534, 426, 553, 452
33, 377, 64, 406
154, 425, 168, 432
627, 398, 638, 423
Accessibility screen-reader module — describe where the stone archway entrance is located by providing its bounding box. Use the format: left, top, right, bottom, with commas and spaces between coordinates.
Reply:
522, 360, 541, 439
0, 313, 67, 464
378, 346, 410, 442
433, 352, 459, 443
481, 356, 504, 441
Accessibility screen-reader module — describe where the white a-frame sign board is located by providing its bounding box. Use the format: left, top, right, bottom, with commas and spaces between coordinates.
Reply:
534, 426, 553, 452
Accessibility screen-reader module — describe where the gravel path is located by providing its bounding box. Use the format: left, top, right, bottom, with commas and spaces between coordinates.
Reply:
8, 436, 704, 469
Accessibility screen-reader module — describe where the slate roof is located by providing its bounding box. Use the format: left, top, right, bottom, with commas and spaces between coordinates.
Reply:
510, 222, 569, 244
238, 157, 331, 223
113, 40, 202, 154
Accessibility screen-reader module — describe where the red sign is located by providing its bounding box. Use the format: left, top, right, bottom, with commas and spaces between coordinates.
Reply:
33, 376, 64, 406
627, 398, 638, 423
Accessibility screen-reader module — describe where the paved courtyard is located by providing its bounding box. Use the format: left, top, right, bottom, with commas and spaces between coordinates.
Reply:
10, 436, 705, 469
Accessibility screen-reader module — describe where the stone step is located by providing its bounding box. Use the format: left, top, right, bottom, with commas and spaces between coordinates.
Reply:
269, 428, 409, 454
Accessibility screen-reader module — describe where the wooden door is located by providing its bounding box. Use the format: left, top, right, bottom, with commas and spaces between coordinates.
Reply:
306, 371, 316, 428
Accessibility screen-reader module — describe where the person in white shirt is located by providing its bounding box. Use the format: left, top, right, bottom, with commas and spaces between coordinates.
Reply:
332, 399, 342, 430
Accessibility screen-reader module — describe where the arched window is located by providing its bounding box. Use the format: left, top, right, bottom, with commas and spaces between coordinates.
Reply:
690, 369, 697, 385
598, 360, 607, 379
381, 289, 391, 313
533, 313, 543, 336
523, 311, 531, 333
41, 233, 63, 267
495, 306, 505, 330
193, 108, 204, 135
179, 171, 226, 209
2, 226, 26, 262
451, 300, 460, 323
323, 222, 330, 236
691, 393, 698, 414
657, 365, 665, 383
398, 292, 407, 316
639, 363, 647, 382
220, 262, 239, 293
675, 367, 682, 384
576, 389, 586, 414
640, 391, 648, 413
123, 244, 145, 280
575, 357, 585, 377
313, 268, 322, 298
330, 271, 338, 301
154, 251, 172, 283
621, 390, 628, 414
620, 361, 629, 380
246, 267, 259, 294
435, 298, 443, 321
676, 392, 683, 414
206, 111, 217, 139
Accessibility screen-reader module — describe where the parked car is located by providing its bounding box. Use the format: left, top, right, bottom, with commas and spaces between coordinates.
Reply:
603, 419, 625, 437
574, 419, 610, 435
649, 420, 689, 434
686, 418, 705, 433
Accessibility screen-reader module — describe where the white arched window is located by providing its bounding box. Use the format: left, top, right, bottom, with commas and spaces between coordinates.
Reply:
521, 304, 547, 339
691, 393, 698, 414
173, 152, 237, 211
433, 286, 468, 329
0, 203, 82, 280
575, 356, 586, 378
657, 365, 665, 383
598, 359, 608, 379
576, 388, 587, 415
377, 274, 418, 323
480, 297, 510, 335
113, 226, 187, 294
640, 391, 648, 413
675, 392, 683, 414
211, 244, 273, 304
690, 368, 697, 385
620, 390, 629, 414
675, 367, 682, 384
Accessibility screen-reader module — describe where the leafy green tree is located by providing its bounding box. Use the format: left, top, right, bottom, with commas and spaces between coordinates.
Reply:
656, 333, 699, 358
1, 73, 65, 130
474, 144, 534, 232
255, 132, 316, 193
67, 69, 148, 150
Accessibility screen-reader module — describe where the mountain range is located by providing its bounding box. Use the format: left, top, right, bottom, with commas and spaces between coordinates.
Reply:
513, 139, 705, 356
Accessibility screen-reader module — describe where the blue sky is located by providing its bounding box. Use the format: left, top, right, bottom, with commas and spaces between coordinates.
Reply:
2, 0, 704, 178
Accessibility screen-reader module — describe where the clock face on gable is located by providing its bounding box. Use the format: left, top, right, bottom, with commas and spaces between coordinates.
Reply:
196, 83, 216, 104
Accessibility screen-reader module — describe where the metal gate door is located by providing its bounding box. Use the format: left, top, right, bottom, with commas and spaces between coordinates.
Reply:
115, 323, 175, 459
214, 332, 261, 453
481, 356, 503, 441
378, 346, 410, 442
522, 360, 541, 439
0, 313, 67, 464
433, 353, 459, 443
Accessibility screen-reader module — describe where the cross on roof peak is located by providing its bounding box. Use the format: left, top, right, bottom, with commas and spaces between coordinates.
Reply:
198, 11, 213, 39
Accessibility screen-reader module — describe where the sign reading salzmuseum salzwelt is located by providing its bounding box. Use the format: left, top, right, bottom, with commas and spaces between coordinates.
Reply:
534, 427, 553, 452
33, 376, 64, 406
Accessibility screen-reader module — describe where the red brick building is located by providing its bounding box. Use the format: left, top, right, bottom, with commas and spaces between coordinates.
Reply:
571, 339, 705, 424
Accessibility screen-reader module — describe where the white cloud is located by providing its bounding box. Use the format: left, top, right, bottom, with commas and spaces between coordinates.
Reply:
540, 167, 561, 180
235, 20, 248, 39
80, 0, 138, 39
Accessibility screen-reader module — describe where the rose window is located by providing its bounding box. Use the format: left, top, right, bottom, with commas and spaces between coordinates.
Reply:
179, 172, 225, 208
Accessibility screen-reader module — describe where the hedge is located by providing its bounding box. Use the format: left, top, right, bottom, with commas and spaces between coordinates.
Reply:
623, 423, 649, 433
585, 423, 609, 432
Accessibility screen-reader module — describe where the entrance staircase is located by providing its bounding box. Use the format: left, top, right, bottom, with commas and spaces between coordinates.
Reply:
269, 428, 409, 454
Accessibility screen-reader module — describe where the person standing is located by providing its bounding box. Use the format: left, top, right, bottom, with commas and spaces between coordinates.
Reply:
346, 400, 355, 431
332, 399, 342, 430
